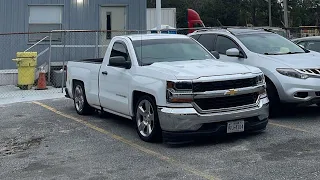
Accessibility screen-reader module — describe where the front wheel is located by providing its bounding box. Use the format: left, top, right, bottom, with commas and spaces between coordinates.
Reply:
134, 95, 162, 142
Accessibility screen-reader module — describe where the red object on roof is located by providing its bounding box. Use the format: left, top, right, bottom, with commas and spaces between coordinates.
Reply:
187, 9, 205, 33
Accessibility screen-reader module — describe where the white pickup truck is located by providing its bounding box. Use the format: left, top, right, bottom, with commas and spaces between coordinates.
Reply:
65, 34, 269, 143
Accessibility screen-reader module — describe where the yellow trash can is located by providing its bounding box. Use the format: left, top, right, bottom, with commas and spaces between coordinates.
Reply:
12, 52, 37, 90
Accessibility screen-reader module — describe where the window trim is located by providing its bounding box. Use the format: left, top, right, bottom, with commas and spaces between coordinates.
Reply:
109, 40, 132, 68
215, 34, 247, 58
27, 4, 64, 43
296, 41, 306, 46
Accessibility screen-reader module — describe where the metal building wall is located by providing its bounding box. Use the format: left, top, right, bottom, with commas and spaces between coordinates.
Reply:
0, 0, 147, 70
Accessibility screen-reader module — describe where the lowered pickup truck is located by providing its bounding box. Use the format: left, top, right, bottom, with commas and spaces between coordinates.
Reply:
65, 34, 269, 143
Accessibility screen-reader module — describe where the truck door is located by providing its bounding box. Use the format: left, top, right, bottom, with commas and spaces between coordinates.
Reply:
99, 40, 132, 116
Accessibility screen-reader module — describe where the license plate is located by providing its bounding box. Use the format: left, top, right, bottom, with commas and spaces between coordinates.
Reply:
227, 120, 244, 133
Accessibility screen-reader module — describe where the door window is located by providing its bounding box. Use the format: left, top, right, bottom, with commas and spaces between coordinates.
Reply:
197, 34, 216, 51
306, 41, 320, 52
110, 42, 130, 61
216, 35, 239, 54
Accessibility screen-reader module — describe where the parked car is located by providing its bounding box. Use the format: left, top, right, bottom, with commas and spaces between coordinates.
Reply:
65, 34, 269, 143
292, 36, 320, 53
188, 28, 320, 117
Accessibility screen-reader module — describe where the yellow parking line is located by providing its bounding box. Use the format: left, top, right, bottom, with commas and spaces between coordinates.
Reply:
269, 121, 317, 135
32, 101, 219, 180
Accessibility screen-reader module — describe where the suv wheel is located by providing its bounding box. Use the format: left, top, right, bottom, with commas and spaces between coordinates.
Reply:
266, 79, 281, 118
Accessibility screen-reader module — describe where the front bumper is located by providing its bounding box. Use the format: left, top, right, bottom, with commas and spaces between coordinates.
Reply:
276, 76, 320, 105
162, 117, 268, 143
157, 97, 269, 133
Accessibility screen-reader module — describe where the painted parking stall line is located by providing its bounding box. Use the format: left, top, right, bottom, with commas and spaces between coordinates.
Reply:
269, 121, 320, 136
32, 101, 219, 180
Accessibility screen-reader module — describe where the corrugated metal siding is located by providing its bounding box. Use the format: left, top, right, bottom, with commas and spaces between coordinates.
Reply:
0, 0, 147, 70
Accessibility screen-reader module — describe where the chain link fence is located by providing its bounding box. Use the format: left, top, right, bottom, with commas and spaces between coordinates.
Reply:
285, 26, 320, 39
0, 29, 150, 103
0, 26, 319, 103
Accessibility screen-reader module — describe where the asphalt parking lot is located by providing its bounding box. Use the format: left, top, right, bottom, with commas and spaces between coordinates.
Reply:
1, 98, 320, 180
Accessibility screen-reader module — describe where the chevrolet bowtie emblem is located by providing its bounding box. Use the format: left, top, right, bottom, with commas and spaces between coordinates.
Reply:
225, 89, 237, 96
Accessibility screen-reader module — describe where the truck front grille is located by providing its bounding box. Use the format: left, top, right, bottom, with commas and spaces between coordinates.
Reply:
193, 77, 258, 92
194, 93, 259, 111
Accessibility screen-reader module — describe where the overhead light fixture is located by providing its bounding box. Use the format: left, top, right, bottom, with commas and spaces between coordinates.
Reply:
77, 0, 83, 4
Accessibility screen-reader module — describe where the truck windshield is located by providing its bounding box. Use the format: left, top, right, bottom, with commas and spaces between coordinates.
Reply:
132, 38, 214, 66
237, 33, 306, 55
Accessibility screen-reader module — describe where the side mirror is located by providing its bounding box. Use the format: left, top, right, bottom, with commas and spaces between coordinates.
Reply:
226, 48, 244, 58
109, 56, 131, 69
210, 51, 220, 59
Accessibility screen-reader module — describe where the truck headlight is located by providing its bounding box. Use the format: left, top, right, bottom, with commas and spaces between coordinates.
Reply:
276, 68, 309, 79
166, 81, 193, 103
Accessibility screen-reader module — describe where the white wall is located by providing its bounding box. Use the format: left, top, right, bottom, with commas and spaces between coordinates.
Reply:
146, 8, 176, 30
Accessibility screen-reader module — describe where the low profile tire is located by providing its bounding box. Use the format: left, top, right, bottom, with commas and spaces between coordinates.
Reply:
134, 95, 162, 142
266, 79, 281, 118
73, 82, 93, 115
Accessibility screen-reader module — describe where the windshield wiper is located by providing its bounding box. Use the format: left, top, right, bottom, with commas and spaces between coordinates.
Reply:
264, 52, 304, 55
142, 62, 154, 66
284, 52, 304, 54
264, 52, 280, 55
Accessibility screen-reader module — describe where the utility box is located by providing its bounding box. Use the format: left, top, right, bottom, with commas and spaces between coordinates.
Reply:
12, 52, 37, 90
52, 70, 66, 88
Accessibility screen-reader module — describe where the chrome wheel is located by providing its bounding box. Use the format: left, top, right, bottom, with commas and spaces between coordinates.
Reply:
74, 85, 85, 112
136, 100, 155, 137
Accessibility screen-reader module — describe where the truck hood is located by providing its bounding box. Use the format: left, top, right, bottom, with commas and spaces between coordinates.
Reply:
146, 60, 259, 80
260, 52, 320, 68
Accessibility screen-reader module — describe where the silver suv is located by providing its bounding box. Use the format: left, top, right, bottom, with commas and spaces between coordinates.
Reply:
189, 28, 320, 117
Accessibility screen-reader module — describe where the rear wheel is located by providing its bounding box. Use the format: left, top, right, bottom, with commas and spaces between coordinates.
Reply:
134, 95, 162, 142
73, 82, 93, 115
266, 79, 281, 118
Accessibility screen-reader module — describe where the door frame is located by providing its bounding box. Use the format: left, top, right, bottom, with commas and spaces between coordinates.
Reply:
98, 4, 128, 31
98, 5, 128, 57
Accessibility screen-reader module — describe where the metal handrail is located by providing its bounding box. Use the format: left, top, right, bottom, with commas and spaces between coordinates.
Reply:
24, 36, 49, 52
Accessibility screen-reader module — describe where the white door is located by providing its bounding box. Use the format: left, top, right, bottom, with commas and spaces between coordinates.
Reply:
99, 40, 132, 116
99, 6, 127, 57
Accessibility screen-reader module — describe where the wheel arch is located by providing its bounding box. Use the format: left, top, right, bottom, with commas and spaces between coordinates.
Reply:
132, 91, 157, 116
